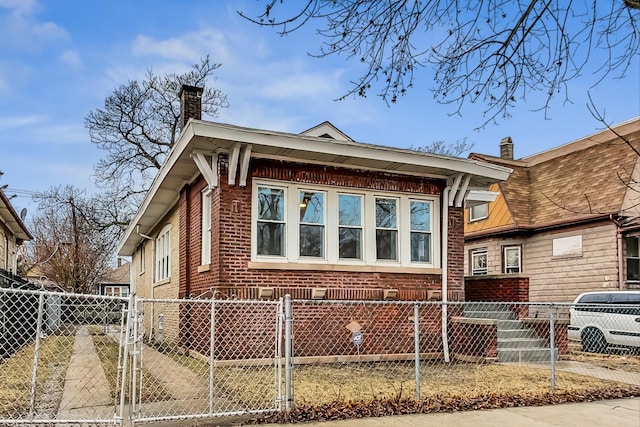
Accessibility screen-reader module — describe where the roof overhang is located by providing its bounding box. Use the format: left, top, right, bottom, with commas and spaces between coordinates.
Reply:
118, 120, 512, 255
0, 190, 32, 241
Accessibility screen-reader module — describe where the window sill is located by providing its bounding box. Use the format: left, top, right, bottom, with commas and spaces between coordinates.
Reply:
248, 261, 442, 275
198, 264, 211, 273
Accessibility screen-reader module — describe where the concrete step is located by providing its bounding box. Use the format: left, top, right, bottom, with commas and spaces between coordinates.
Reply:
497, 319, 524, 330
497, 329, 538, 339
498, 347, 558, 363
464, 303, 510, 312
498, 338, 548, 349
464, 310, 516, 321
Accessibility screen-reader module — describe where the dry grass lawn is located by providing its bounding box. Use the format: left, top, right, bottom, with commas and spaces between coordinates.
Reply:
89, 328, 172, 403
0, 335, 73, 418
567, 342, 640, 373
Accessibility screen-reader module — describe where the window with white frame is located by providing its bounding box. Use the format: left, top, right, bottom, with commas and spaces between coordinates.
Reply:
252, 180, 440, 268
471, 248, 488, 275
155, 226, 170, 282
299, 190, 325, 258
410, 200, 431, 263
338, 194, 363, 260
375, 197, 398, 261
469, 203, 488, 222
625, 236, 640, 282
201, 189, 212, 265
139, 241, 145, 274
257, 186, 286, 256
503, 246, 521, 274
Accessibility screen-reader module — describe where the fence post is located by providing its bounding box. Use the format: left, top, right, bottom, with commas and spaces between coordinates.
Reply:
414, 303, 421, 400
549, 304, 556, 391
209, 299, 215, 415
284, 294, 293, 411
28, 292, 45, 419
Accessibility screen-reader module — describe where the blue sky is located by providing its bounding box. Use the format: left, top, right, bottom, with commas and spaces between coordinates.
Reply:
1, 0, 639, 214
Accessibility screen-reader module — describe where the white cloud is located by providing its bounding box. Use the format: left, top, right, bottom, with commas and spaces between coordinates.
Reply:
0, 114, 46, 129
59, 49, 82, 67
132, 28, 233, 64
0, 0, 68, 50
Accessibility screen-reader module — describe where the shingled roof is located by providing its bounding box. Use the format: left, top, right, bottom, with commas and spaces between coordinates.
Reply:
469, 117, 640, 233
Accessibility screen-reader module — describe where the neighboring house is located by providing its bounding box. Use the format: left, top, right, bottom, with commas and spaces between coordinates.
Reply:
117, 85, 510, 352
97, 258, 130, 297
0, 188, 32, 280
464, 118, 640, 303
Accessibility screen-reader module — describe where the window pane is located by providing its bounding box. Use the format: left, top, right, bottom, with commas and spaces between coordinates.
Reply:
470, 203, 488, 220
471, 250, 487, 275
339, 195, 362, 226
410, 201, 431, 231
626, 237, 639, 257
300, 224, 324, 257
257, 222, 285, 256
258, 187, 284, 221
300, 191, 324, 224
339, 228, 362, 259
411, 232, 430, 262
627, 258, 640, 281
376, 229, 397, 260
504, 247, 520, 273
376, 198, 397, 228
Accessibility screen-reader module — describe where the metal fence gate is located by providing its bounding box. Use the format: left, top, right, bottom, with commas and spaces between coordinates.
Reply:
0, 288, 284, 426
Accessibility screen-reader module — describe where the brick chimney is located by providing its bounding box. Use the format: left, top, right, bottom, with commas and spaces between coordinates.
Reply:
180, 84, 204, 129
500, 136, 514, 160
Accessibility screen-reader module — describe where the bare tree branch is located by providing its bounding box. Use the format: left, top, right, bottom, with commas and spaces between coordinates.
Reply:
240, 1, 639, 127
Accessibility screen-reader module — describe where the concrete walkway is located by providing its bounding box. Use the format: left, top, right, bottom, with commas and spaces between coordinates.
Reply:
56, 325, 114, 421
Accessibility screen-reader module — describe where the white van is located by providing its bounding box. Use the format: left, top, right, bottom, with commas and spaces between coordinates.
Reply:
568, 291, 640, 353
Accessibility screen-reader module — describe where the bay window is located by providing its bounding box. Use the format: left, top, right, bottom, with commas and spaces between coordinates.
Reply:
252, 180, 440, 269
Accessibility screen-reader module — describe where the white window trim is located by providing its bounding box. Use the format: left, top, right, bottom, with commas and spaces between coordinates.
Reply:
503, 245, 521, 274
251, 179, 440, 269
469, 203, 488, 222
154, 225, 171, 283
471, 248, 488, 276
201, 189, 212, 266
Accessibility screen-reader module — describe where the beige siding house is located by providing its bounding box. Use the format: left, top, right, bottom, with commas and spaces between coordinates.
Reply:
0, 189, 32, 278
464, 118, 640, 302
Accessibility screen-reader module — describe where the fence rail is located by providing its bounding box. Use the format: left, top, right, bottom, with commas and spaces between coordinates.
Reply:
1, 288, 638, 426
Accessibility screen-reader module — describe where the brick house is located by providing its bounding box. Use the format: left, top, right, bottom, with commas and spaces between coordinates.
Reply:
0, 188, 32, 279
117, 85, 510, 355
464, 117, 640, 303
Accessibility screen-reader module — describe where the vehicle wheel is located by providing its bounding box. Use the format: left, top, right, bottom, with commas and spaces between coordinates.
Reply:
582, 328, 607, 353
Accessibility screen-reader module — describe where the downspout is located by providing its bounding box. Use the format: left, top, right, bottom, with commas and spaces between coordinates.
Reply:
441, 185, 451, 363
610, 215, 625, 290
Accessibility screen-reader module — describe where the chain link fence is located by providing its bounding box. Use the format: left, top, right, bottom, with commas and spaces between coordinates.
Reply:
1, 287, 638, 426
0, 287, 128, 425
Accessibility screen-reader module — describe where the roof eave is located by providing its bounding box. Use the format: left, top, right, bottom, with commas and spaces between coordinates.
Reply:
118, 120, 512, 255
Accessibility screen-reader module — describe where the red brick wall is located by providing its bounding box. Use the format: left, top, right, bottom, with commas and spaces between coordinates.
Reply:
464, 276, 529, 302
181, 158, 449, 299
447, 207, 465, 301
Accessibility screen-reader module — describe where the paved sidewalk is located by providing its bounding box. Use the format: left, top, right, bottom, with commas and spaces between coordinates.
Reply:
56, 325, 114, 421
251, 397, 640, 427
